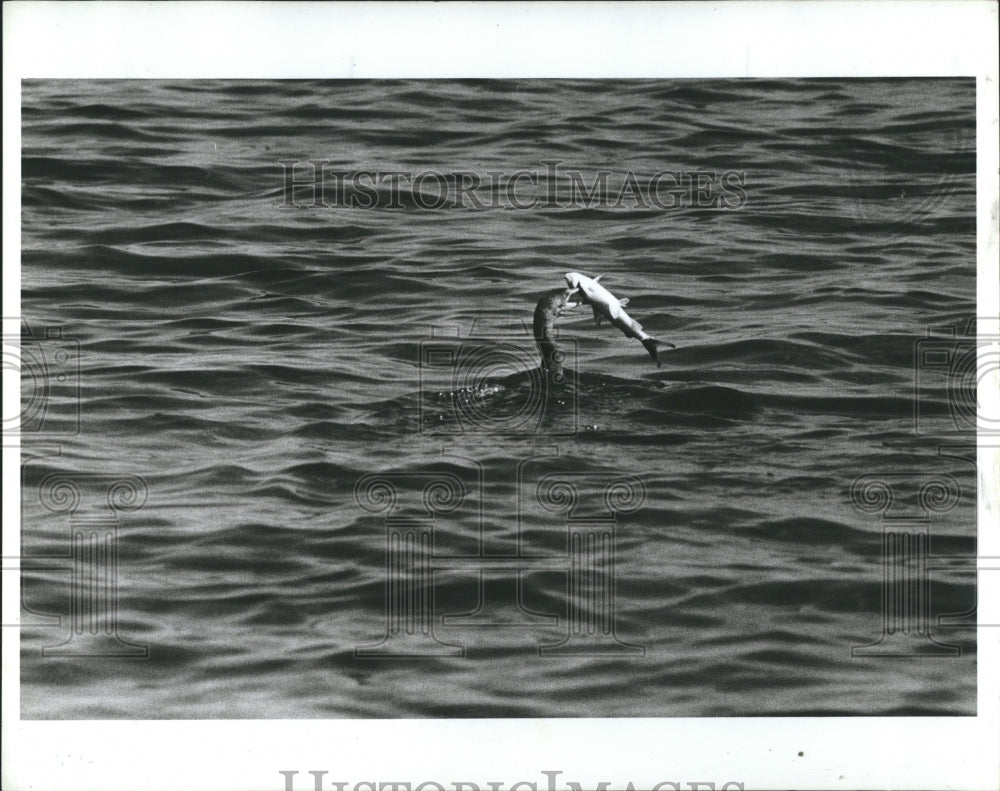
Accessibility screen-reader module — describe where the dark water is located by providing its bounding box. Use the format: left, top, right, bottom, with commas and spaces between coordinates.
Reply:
19, 79, 977, 718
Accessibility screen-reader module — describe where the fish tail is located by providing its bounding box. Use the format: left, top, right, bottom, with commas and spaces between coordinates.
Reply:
641, 337, 662, 367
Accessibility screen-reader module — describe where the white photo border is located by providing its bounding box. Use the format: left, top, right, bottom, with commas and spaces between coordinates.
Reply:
3, 2, 998, 790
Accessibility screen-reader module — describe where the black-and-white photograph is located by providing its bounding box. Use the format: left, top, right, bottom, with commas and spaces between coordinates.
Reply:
4, 3, 998, 791
17, 76, 980, 719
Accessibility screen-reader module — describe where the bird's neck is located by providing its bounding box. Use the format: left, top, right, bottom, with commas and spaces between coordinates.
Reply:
533, 299, 562, 376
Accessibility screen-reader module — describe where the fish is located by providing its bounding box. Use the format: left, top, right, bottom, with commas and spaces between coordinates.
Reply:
565, 272, 673, 367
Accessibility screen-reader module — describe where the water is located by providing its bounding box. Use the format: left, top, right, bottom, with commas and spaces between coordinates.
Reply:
19, 79, 977, 718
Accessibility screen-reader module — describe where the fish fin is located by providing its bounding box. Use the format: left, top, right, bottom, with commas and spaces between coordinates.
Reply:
593, 274, 604, 283
591, 306, 603, 325
618, 297, 629, 307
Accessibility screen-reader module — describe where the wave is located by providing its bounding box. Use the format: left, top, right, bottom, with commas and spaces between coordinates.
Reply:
18, 77, 977, 719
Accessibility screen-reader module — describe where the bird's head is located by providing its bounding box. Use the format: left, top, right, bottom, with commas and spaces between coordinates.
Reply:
556, 288, 579, 315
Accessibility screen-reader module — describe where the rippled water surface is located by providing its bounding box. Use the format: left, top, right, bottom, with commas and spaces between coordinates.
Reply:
20, 79, 977, 718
